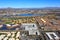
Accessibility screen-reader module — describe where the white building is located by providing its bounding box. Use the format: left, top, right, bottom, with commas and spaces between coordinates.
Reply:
0, 24, 3, 28
21, 23, 40, 35
46, 32, 60, 40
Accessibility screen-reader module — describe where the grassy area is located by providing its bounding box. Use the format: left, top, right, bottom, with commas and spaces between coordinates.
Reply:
0, 17, 36, 24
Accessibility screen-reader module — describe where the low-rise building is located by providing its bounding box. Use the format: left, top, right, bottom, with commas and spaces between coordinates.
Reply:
21, 23, 40, 35
45, 32, 60, 40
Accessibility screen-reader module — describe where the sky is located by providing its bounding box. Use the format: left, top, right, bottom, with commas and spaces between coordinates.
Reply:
0, 0, 60, 8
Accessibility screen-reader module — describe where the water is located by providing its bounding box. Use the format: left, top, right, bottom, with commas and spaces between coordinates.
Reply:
17, 14, 41, 16
0, 24, 20, 30
0, 24, 8, 30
